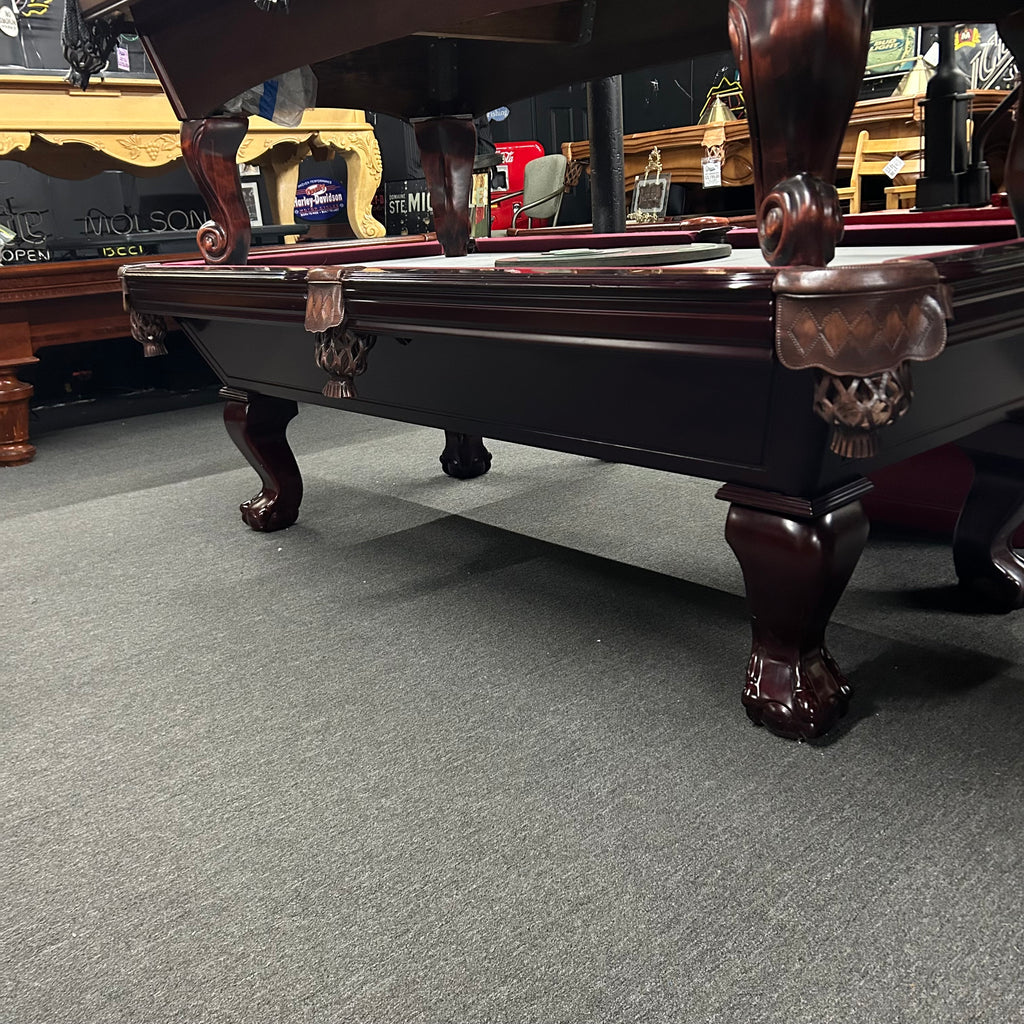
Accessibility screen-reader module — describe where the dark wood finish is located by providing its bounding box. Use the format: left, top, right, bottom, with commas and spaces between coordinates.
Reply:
221, 387, 303, 532
128, 308, 169, 358
954, 421, 1024, 611
422, 2, 593, 44
440, 432, 492, 479
82, 0, 1024, 122
180, 117, 251, 266
716, 478, 873, 520
729, 0, 872, 266
413, 117, 476, 257
725, 496, 869, 740
315, 326, 377, 398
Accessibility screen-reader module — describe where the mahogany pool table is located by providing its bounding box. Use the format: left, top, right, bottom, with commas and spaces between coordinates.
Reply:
88, 0, 1024, 740
119, 224, 1024, 740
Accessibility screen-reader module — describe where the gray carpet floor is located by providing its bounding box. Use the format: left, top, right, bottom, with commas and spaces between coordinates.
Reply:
3, 403, 1023, 1024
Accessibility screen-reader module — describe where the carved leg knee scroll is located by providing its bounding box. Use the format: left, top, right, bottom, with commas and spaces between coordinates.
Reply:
221, 387, 302, 531
954, 424, 1024, 612
723, 494, 869, 740
180, 116, 252, 266
440, 432, 492, 480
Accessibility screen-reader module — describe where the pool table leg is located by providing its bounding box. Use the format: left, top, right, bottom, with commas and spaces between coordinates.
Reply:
0, 324, 37, 465
180, 116, 252, 266
413, 115, 476, 257
721, 485, 870, 740
221, 387, 303, 532
954, 421, 1024, 611
440, 432, 492, 480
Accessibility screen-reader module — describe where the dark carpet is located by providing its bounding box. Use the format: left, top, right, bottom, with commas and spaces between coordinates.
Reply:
3, 404, 1023, 1024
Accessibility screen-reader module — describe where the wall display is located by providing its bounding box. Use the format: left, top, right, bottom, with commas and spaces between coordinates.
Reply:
632, 172, 672, 216
383, 179, 433, 235
293, 176, 346, 221
240, 179, 263, 226
0, 0, 150, 73
0, 160, 230, 261
865, 27, 919, 77
953, 23, 1019, 90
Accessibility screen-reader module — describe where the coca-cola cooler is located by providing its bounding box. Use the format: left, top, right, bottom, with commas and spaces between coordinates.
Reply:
490, 141, 546, 232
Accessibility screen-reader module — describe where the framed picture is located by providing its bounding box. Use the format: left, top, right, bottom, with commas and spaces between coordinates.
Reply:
240, 180, 264, 227
631, 173, 671, 220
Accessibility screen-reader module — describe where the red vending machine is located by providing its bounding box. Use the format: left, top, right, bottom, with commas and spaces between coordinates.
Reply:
490, 141, 546, 231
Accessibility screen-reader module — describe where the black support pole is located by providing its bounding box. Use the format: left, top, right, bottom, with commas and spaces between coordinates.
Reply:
916, 25, 971, 209
586, 75, 626, 233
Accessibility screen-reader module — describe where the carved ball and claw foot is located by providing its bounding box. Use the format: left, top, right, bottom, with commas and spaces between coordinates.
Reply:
741, 641, 852, 740
221, 388, 303, 532
723, 494, 870, 740
953, 433, 1024, 612
440, 432, 492, 480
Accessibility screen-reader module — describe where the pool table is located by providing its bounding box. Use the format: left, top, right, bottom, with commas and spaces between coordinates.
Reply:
0, 254, 164, 466
92, 0, 1024, 739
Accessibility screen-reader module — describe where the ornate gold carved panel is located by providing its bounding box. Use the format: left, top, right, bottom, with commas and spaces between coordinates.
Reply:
0, 75, 384, 238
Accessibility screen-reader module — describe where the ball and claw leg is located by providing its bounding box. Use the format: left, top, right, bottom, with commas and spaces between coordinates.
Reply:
953, 446, 1024, 612
440, 431, 492, 480
222, 389, 303, 531
725, 500, 869, 740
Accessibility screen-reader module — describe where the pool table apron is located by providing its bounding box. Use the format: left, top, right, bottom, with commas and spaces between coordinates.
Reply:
122, 241, 1024, 498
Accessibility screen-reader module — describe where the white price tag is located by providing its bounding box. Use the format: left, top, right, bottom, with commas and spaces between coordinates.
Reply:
702, 157, 723, 189
0, 5, 19, 38
116, 46, 130, 70
882, 155, 905, 179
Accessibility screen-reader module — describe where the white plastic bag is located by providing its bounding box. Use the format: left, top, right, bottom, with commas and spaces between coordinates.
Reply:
222, 65, 317, 127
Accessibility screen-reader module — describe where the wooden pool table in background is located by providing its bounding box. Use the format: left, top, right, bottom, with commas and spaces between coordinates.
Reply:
0, 254, 165, 466
84, 0, 1024, 739
563, 91, 1014, 195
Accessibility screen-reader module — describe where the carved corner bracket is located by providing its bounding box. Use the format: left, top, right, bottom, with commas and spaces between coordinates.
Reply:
305, 267, 377, 399
129, 308, 169, 358
773, 261, 953, 458
122, 282, 168, 357
315, 328, 377, 399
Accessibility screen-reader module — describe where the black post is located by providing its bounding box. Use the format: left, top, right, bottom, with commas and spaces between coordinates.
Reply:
916, 26, 971, 209
586, 75, 626, 233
